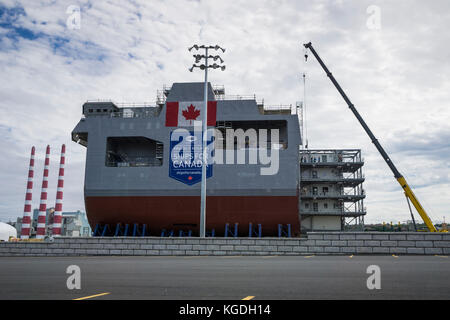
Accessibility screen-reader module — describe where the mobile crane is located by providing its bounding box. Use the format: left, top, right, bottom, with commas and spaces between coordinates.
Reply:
303, 42, 439, 232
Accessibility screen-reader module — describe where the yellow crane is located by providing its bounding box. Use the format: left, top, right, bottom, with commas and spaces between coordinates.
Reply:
304, 42, 440, 232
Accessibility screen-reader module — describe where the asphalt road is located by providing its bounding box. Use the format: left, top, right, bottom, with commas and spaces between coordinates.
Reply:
0, 255, 449, 300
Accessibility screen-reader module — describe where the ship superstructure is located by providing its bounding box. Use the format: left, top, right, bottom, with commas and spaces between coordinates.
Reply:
72, 82, 301, 236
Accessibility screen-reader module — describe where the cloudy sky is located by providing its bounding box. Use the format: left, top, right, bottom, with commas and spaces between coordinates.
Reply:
0, 0, 449, 226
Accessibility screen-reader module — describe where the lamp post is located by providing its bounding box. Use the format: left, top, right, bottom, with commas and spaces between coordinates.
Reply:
189, 44, 225, 237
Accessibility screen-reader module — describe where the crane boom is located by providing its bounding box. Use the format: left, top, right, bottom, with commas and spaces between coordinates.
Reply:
303, 42, 438, 232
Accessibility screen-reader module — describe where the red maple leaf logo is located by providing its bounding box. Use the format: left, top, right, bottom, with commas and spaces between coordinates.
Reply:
182, 104, 200, 124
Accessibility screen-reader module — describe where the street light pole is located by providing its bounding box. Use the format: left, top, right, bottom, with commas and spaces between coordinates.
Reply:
189, 44, 225, 237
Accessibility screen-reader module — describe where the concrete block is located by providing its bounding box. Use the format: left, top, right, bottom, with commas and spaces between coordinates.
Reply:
364, 241, 381, 247
340, 234, 356, 240
219, 245, 234, 251
146, 250, 160, 255
265, 246, 277, 251
97, 249, 109, 255
206, 245, 220, 250
292, 246, 308, 252
356, 234, 372, 240
167, 244, 179, 250
315, 240, 332, 246
226, 239, 241, 245
406, 234, 424, 241
255, 240, 270, 245
308, 234, 324, 240
324, 247, 340, 253
159, 250, 173, 255
381, 241, 397, 247
74, 249, 87, 255
340, 247, 356, 253
185, 250, 199, 255
146, 239, 163, 244
278, 246, 293, 252
331, 240, 347, 246
121, 249, 134, 255
153, 244, 167, 250
348, 240, 364, 246
308, 246, 324, 253
300, 240, 316, 246
133, 250, 146, 255
199, 250, 212, 255
407, 248, 425, 254
415, 241, 433, 248
178, 244, 193, 250
357, 247, 373, 254
372, 234, 389, 240
173, 239, 186, 244
423, 234, 442, 241
389, 234, 406, 241
234, 245, 248, 251
425, 248, 443, 255
185, 239, 200, 244
372, 247, 390, 254
323, 234, 340, 240
248, 246, 263, 251
443, 248, 450, 255
213, 251, 227, 255
389, 247, 406, 254
397, 241, 415, 247
172, 250, 186, 255
433, 241, 450, 248
127, 244, 140, 250
241, 239, 255, 245
284, 240, 300, 246
110, 250, 122, 255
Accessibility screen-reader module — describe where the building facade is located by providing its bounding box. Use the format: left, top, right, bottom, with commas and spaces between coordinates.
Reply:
299, 149, 366, 231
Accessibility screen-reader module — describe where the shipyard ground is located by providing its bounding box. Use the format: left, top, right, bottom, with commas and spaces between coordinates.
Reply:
0, 255, 448, 300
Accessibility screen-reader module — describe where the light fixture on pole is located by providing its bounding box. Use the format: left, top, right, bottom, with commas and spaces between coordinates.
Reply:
189, 44, 226, 237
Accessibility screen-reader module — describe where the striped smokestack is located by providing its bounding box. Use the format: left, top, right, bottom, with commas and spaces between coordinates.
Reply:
52, 144, 65, 236
20, 146, 35, 239
36, 145, 50, 239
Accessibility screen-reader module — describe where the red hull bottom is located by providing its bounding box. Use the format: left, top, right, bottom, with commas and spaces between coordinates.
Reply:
85, 195, 300, 236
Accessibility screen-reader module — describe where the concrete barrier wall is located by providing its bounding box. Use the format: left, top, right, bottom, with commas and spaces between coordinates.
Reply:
0, 232, 449, 256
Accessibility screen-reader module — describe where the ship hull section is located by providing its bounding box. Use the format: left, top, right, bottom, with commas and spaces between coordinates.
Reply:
85, 195, 299, 236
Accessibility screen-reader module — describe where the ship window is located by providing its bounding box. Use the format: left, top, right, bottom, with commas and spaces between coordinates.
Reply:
313, 202, 318, 212
103, 109, 108, 112
106, 136, 163, 167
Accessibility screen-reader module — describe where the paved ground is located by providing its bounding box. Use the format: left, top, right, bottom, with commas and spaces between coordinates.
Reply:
0, 255, 449, 300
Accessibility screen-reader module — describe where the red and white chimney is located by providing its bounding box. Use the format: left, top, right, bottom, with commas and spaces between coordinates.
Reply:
52, 144, 65, 236
36, 145, 50, 239
20, 146, 35, 239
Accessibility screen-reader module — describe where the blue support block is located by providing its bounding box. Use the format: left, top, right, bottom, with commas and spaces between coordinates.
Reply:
93, 223, 100, 237
225, 223, 238, 237
278, 224, 291, 238
101, 224, 110, 237
161, 229, 174, 237
124, 224, 129, 236
206, 229, 215, 237
249, 223, 262, 238
132, 224, 138, 236
142, 224, 147, 237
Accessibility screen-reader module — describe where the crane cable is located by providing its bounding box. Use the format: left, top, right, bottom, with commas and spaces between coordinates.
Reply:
303, 46, 308, 149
